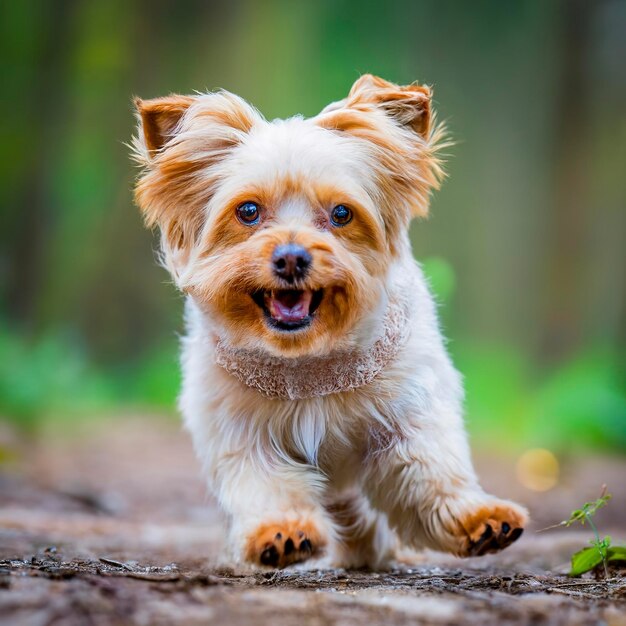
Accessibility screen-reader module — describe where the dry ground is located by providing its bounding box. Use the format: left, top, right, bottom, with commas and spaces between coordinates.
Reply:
0, 415, 625, 626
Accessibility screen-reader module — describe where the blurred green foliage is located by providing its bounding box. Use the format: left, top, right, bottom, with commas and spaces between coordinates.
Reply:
1, 0, 624, 451
455, 342, 626, 453
0, 322, 180, 428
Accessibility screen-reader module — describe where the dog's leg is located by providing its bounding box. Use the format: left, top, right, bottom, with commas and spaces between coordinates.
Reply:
214, 455, 334, 568
325, 490, 396, 568
361, 409, 528, 557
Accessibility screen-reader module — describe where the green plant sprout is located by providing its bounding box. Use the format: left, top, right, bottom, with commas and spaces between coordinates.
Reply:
543, 485, 626, 577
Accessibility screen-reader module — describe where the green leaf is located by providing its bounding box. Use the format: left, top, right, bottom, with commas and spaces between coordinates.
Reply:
607, 546, 626, 563
591, 536, 611, 552
561, 493, 612, 528
569, 546, 603, 576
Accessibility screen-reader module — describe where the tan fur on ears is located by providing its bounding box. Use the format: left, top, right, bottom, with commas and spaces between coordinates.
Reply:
316, 74, 446, 228
135, 95, 196, 153
131, 91, 262, 267
348, 74, 432, 137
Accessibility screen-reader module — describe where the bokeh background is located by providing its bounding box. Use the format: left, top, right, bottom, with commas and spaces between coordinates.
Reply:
1, 0, 625, 476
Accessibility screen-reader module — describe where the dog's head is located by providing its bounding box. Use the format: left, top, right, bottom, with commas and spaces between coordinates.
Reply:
132, 75, 444, 357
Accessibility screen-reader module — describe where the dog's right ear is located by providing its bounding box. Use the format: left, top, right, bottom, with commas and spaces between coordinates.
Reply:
134, 95, 196, 154
131, 91, 262, 282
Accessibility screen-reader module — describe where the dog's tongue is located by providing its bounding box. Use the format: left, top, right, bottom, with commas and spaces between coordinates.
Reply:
266, 290, 312, 323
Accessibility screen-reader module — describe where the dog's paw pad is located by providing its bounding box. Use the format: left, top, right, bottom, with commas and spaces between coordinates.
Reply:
246, 520, 323, 568
459, 502, 527, 557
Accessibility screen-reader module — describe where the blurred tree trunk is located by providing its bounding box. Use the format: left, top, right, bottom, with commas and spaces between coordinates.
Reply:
540, 0, 594, 360
1, 1, 76, 329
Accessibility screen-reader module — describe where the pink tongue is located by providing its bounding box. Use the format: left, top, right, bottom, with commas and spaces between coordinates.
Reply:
267, 290, 312, 322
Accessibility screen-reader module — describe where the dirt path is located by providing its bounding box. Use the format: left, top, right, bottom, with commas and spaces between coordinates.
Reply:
1, 416, 625, 625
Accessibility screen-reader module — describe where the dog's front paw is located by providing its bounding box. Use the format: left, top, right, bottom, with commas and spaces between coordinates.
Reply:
455, 500, 527, 557
429, 497, 528, 557
245, 519, 325, 568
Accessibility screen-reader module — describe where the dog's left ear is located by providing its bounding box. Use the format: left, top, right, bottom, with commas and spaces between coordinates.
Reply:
320, 74, 432, 138
317, 75, 445, 228
347, 74, 431, 138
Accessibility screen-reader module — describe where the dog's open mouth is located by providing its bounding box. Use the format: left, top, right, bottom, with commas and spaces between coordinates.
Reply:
252, 289, 324, 331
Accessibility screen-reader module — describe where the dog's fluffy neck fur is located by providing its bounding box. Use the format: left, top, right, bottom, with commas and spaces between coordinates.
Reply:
212, 264, 415, 399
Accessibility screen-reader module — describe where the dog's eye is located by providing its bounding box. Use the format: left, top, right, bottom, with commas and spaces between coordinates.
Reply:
236, 201, 260, 225
330, 204, 352, 227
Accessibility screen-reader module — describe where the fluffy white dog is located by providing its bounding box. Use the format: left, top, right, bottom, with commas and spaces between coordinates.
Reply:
132, 74, 527, 568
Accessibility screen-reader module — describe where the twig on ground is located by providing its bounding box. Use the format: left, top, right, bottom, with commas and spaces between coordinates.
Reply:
99, 557, 134, 571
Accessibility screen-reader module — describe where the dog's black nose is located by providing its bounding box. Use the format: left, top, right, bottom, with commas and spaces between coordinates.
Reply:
272, 243, 312, 282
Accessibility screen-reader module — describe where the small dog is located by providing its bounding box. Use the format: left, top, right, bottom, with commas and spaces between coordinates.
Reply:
131, 75, 527, 568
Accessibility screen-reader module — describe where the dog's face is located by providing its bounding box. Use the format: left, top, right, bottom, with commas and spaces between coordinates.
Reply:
132, 75, 443, 356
